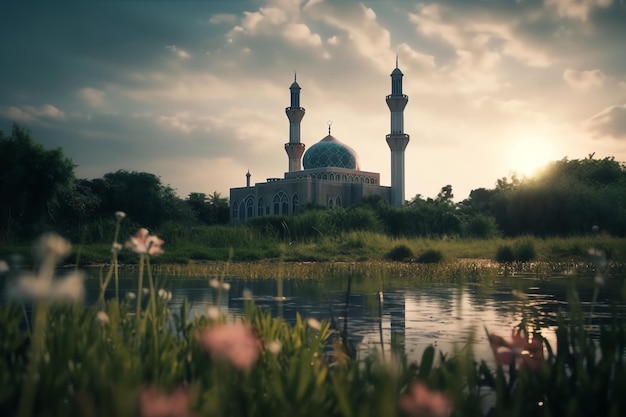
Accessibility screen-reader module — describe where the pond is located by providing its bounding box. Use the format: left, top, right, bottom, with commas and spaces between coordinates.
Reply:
89, 267, 626, 365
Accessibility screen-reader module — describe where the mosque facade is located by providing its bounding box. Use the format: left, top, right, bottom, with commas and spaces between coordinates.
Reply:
230, 62, 410, 223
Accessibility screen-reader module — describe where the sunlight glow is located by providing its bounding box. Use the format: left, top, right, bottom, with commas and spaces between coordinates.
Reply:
507, 135, 557, 178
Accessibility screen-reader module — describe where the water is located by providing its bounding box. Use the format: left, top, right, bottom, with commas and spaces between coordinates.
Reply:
90, 271, 626, 365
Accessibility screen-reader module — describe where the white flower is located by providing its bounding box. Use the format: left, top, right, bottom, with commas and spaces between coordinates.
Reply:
142, 288, 150, 295
36, 233, 71, 262
157, 289, 173, 302
206, 306, 221, 320
111, 242, 123, 253
126, 292, 136, 300
222, 282, 231, 291
7, 271, 85, 303
115, 211, 126, 221
267, 340, 282, 355
307, 318, 322, 331
243, 289, 253, 300
96, 311, 110, 324
209, 279, 220, 289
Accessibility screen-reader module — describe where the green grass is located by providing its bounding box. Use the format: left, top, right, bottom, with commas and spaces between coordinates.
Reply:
2, 232, 625, 266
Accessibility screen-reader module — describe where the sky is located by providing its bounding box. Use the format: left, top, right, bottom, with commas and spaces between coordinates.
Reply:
2, 0, 626, 202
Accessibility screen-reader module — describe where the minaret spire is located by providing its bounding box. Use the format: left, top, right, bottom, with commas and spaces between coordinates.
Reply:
386, 59, 410, 207
285, 74, 306, 172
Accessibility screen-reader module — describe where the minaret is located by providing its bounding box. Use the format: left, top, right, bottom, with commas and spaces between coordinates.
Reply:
386, 57, 410, 207
285, 73, 306, 172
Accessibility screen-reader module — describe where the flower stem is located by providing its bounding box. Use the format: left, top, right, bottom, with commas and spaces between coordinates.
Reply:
18, 302, 48, 417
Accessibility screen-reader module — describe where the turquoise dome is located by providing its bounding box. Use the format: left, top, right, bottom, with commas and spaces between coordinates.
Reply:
303, 135, 360, 170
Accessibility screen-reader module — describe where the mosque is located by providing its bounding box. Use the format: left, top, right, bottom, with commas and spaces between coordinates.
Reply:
229, 61, 410, 223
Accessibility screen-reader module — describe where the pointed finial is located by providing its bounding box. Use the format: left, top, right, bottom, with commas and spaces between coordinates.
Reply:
327, 120, 332, 135
294, 70, 297, 82
395, 54, 398, 68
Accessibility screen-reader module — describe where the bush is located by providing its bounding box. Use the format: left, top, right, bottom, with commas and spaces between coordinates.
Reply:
463, 214, 500, 239
495, 245, 515, 263
416, 249, 443, 264
384, 244, 414, 261
514, 240, 536, 262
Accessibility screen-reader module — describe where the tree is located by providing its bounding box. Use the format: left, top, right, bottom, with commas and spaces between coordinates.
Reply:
0, 124, 75, 238
207, 191, 230, 224
96, 170, 189, 228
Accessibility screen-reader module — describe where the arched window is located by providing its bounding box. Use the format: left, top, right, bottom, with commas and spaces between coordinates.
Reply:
292, 194, 299, 214
273, 191, 289, 215
328, 198, 334, 208
342, 174, 347, 182
349, 176, 354, 183
360, 176, 364, 183
330, 173, 335, 181
336, 196, 342, 207
232, 201, 238, 220
365, 177, 370, 184
257, 197, 265, 217
322, 173, 327, 180
246, 197, 254, 219
239, 202, 245, 221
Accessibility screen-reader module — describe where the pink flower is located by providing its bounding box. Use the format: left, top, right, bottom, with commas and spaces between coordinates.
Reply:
139, 385, 192, 417
400, 382, 451, 417
488, 328, 544, 371
197, 322, 260, 371
126, 228, 164, 256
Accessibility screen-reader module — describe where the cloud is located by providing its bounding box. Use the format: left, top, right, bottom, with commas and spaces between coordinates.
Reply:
396, 43, 436, 70
283, 23, 322, 46
563, 69, 606, 89
1, 104, 65, 122
545, 0, 612, 21
409, 4, 552, 68
78, 87, 105, 107
304, 2, 394, 73
209, 13, 237, 24
586, 104, 626, 140
241, 7, 287, 32
165, 45, 190, 59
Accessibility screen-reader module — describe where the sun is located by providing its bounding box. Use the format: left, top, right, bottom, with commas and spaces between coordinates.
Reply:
507, 136, 557, 178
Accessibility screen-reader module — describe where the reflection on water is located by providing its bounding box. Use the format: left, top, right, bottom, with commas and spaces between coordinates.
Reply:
90, 272, 626, 364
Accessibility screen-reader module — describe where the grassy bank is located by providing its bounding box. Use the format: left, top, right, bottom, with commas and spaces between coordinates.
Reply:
2, 229, 624, 266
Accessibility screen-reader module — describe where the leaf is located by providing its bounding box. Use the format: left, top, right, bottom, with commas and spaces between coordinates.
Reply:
419, 345, 435, 378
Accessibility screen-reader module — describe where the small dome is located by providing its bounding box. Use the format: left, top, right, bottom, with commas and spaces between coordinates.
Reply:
303, 135, 360, 170
391, 67, 403, 76
290, 81, 301, 90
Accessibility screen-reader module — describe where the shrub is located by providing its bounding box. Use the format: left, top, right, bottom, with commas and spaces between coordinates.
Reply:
463, 214, 500, 239
514, 240, 536, 262
384, 244, 414, 261
416, 249, 443, 264
495, 245, 515, 263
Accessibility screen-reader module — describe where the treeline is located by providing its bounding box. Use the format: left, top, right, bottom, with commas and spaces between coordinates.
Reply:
257, 156, 626, 240
2, 124, 626, 243
0, 124, 228, 243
